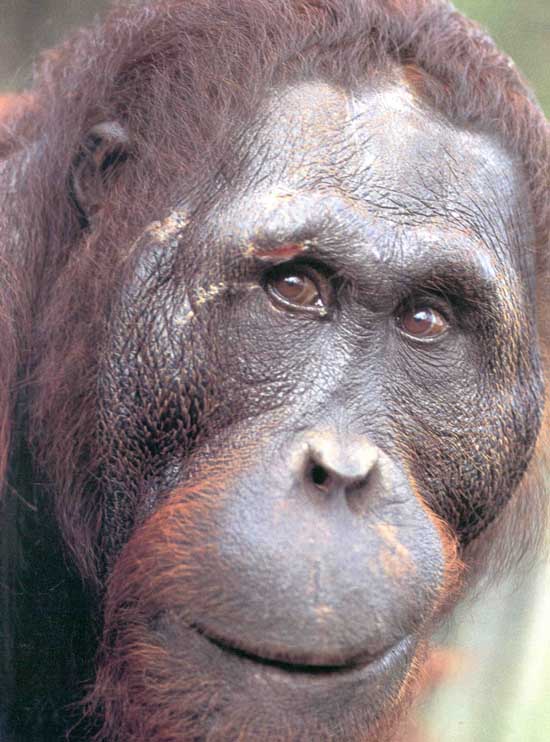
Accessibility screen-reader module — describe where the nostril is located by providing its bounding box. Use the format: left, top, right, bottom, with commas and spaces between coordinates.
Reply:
296, 434, 381, 508
309, 462, 331, 491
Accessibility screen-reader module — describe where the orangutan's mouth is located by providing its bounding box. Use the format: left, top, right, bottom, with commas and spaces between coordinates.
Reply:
193, 623, 412, 677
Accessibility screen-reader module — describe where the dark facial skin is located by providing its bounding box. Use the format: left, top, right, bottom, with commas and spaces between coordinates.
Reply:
91, 79, 542, 741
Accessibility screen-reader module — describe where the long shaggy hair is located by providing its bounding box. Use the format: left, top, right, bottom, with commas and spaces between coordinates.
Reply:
0, 1, 548, 740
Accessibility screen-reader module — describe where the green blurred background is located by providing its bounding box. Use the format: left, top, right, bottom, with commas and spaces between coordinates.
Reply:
0, 0, 549, 115
1, 2, 549, 741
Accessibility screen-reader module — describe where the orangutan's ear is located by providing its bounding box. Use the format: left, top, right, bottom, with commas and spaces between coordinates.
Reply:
71, 121, 130, 225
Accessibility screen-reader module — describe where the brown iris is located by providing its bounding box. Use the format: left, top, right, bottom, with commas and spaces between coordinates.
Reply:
398, 306, 449, 339
266, 267, 327, 315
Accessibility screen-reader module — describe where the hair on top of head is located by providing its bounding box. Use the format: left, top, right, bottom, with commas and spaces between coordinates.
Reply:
4, 0, 549, 248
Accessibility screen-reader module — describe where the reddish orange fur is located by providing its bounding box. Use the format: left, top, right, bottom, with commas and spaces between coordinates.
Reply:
1, 2, 548, 740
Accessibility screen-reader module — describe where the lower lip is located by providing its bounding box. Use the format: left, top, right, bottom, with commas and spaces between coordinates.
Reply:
201, 631, 416, 687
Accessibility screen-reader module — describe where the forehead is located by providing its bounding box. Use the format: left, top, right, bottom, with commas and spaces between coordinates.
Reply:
256, 79, 519, 199
228, 78, 531, 267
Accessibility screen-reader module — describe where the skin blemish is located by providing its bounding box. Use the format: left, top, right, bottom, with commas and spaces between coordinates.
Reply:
147, 209, 190, 244
314, 605, 333, 620
176, 308, 196, 325
259, 187, 298, 210
240, 187, 317, 260
174, 282, 260, 327
376, 523, 416, 580
242, 242, 258, 258
173, 283, 227, 328
252, 242, 312, 263
380, 548, 414, 581
125, 209, 190, 258
195, 282, 227, 306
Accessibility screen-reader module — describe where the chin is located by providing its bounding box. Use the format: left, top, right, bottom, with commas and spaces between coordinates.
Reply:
88, 611, 424, 742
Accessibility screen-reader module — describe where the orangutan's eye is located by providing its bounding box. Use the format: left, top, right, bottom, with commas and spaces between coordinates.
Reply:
265, 265, 331, 317
397, 305, 449, 340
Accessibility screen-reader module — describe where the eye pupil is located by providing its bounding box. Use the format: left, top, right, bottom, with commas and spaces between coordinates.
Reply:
410, 309, 432, 331
280, 275, 310, 302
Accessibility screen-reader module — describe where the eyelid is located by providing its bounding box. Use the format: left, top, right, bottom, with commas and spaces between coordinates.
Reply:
397, 290, 455, 320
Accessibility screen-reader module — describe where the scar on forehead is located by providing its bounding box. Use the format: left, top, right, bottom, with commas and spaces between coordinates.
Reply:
239, 186, 318, 261
243, 241, 316, 262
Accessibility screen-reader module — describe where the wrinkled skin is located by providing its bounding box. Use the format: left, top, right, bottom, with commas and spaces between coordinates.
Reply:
78, 78, 542, 741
